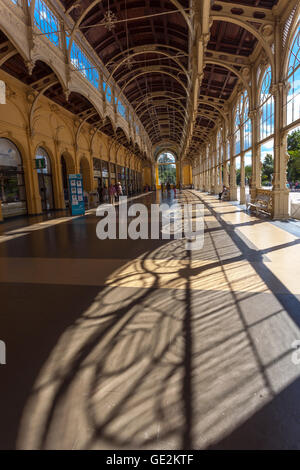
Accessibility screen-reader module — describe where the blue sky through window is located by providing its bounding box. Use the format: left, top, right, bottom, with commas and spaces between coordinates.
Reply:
34, 0, 59, 47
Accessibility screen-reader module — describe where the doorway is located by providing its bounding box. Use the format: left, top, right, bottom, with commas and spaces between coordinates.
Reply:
0, 138, 27, 218
36, 147, 54, 211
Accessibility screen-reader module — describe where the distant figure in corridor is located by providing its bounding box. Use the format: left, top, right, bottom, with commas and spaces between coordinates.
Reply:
109, 184, 116, 204
161, 183, 164, 193
219, 184, 228, 200
117, 182, 123, 200
166, 181, 171, 193
102, 185, 108, 202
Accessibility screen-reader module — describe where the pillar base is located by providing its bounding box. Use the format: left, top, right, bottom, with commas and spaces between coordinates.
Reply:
56, 192, 66, 210
240, 185, 246, 204
272, 189, 290, 219
27, 212, 43, 217
250, 185, 258, 204
230, 186, 237, 201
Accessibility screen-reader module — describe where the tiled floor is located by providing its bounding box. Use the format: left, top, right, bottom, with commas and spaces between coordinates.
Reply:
0, 190, 300, 449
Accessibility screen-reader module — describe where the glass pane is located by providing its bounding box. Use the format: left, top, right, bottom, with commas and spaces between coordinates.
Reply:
0, 138, 22, 169
157, 152, 176, 164
158, 163, 176, 185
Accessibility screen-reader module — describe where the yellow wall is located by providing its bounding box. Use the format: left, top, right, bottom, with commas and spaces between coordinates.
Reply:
183, 164, 192, 186
143, 167, 152, 186
0, 70, 142, 221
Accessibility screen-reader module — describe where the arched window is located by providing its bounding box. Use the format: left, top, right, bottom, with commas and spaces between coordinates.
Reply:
0, 138, 27, 217
157, 153, 176, 164
242, 91, 252, 151
208, 143, 212, 169
217, 130, 223, 164
234, 96, 241, 155
34, 0, 59, 47
157, 152, 176, 185
36, 146, 51, 174
103, 82, 112, 103
260, 66, 274, 139
0, 138, 22, 169
69, 39, 99, 88
114, 97, 126, 118
286, 22, 300, 125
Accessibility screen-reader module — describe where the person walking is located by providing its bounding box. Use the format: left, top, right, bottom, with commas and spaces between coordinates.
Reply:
103, 185, 108, 202
109, 184, 116, 204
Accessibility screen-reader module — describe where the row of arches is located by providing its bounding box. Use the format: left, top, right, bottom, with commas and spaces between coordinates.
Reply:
0, 137, 91, 218
1, 0, 147, 153
0, 135, 142, 220
193, 9, 300, 219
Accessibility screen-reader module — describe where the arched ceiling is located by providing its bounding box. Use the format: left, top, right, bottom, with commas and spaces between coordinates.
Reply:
1, 0, 283, 161
61, 0, 280, 160
62, 0, 190, 152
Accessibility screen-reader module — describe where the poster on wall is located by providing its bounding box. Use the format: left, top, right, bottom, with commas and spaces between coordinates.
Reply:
68, 174, 85, 216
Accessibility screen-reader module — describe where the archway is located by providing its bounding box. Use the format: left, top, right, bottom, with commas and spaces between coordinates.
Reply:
36, 147, 54, 211
156, 152, 177, 188
79, 156, 92, 192
0, 137, 27, 218
61, 152, 75, 207
284, 21, 300, 215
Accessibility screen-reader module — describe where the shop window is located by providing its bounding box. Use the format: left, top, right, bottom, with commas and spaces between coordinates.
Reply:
0, 138, 27, 218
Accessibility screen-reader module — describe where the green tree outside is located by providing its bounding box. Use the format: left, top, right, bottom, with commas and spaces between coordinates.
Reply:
287, 130, 300, 184
236, 165, 252, 185
261, 154, 274, 184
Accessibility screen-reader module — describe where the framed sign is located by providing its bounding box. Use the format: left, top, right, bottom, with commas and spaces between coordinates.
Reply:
68, 174, 85, 216
35, 157, 46, 170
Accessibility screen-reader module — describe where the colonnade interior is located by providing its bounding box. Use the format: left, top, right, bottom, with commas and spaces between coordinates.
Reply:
0, 0, 300, 451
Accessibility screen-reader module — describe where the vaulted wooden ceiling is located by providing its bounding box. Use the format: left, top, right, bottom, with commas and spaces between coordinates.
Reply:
62, 0, 279, 157
62, 0, 190, 150
0, 0, 281, 159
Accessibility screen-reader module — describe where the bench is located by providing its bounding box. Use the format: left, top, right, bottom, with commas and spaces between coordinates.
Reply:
247, 190, 273, 217
290, 201, 300, 219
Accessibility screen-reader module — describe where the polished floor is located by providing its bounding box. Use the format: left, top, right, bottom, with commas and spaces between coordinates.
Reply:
0, 190, 300, 450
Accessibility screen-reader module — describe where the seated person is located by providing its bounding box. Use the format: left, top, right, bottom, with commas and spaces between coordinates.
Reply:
219, 185, 228, 200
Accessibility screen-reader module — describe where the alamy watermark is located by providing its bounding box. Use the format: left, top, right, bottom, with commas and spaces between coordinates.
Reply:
0, 80, 6, 104
96, 197, 204, 251
0, 340, 6, 365
291, 340, 300, 365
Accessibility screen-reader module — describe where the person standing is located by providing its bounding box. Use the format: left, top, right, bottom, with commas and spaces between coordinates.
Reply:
114, 182, 119, 202
103, 185, 108, 202
117, 181, 123, 199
